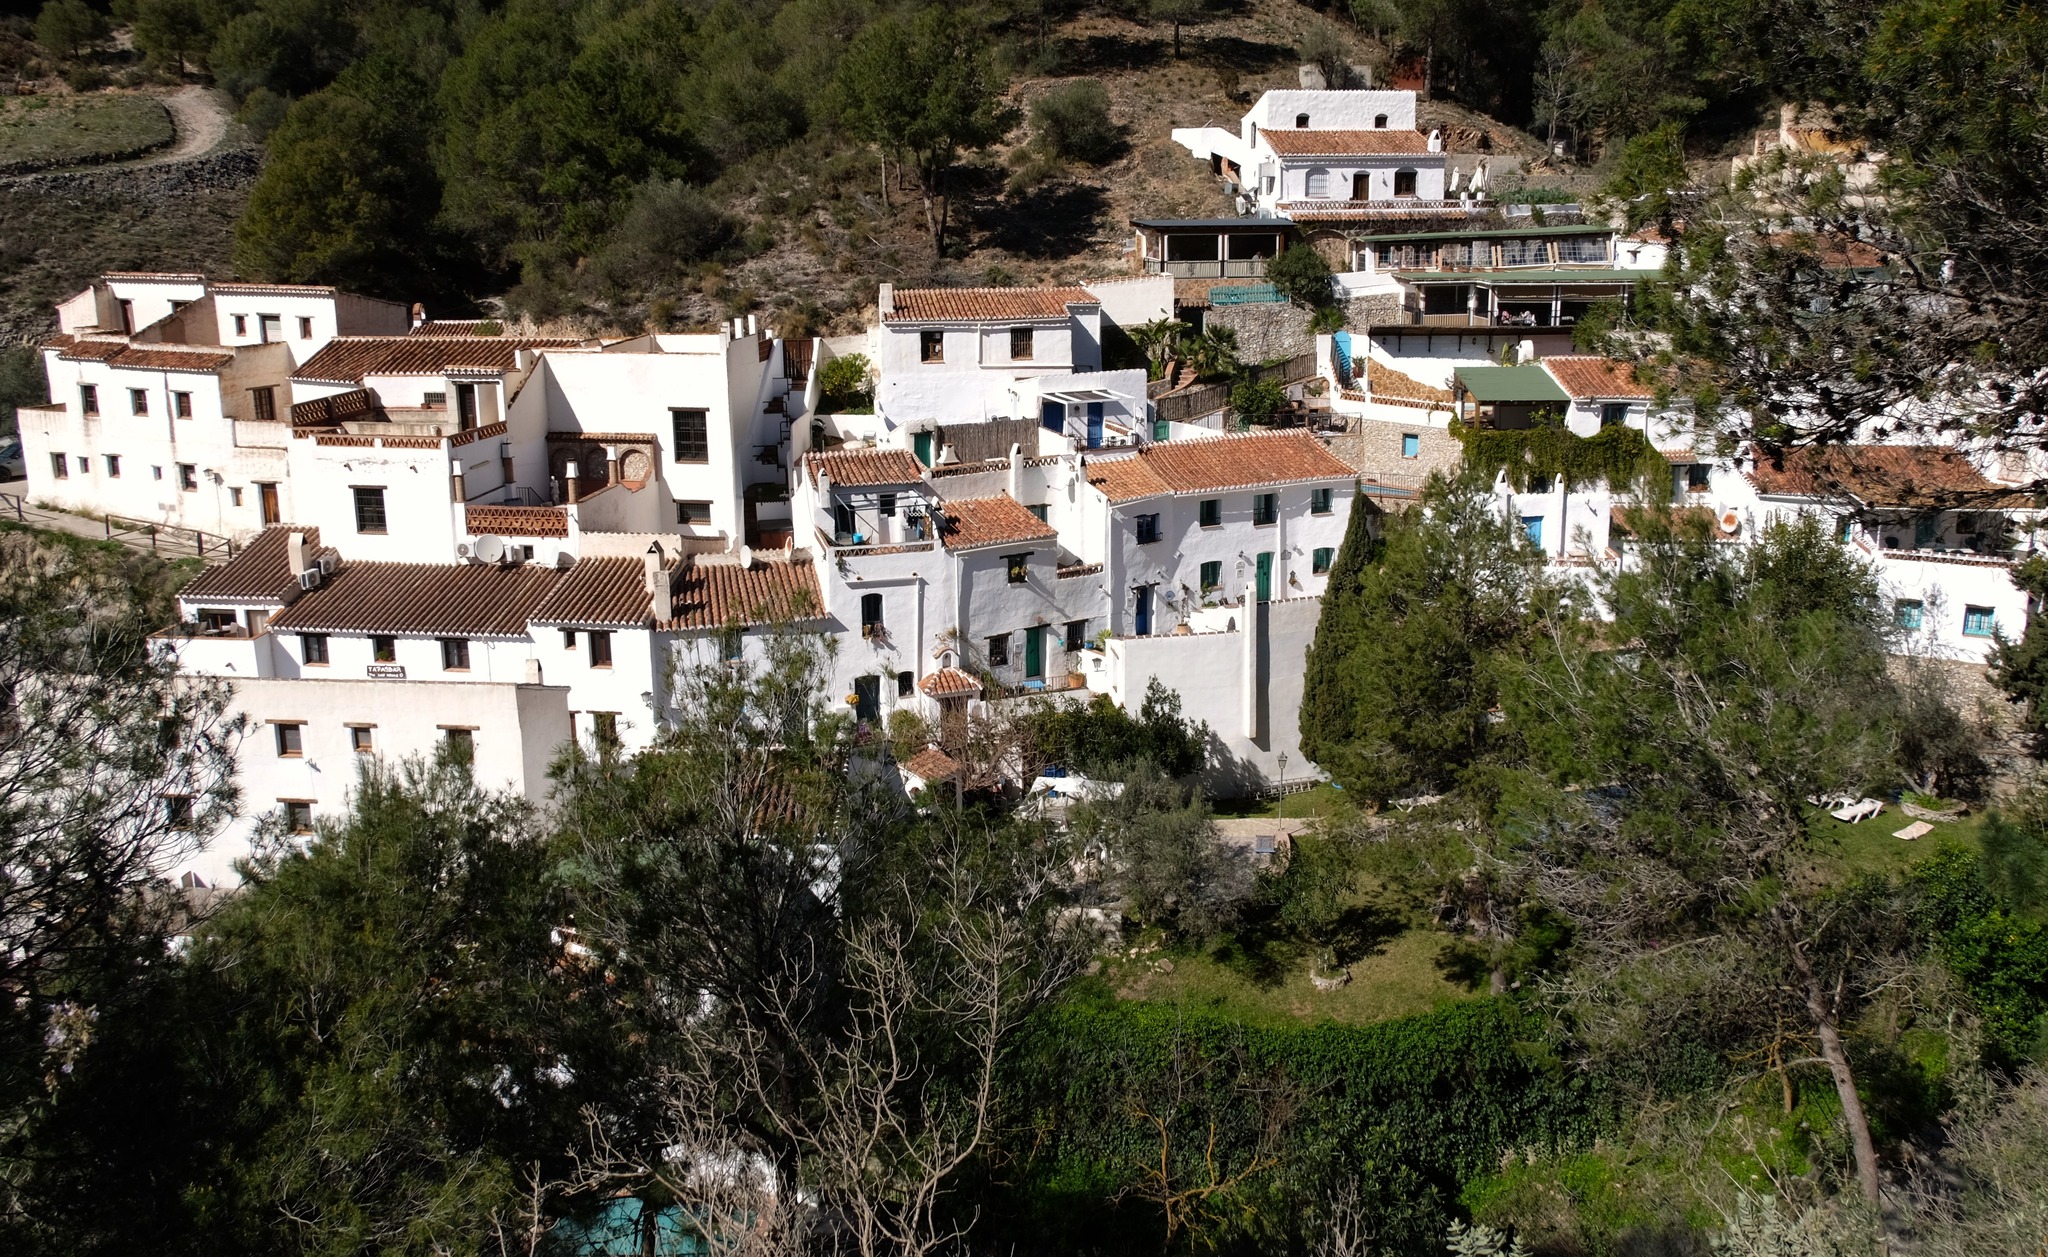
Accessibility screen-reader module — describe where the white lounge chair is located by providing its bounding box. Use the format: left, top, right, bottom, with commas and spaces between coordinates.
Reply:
1830, 798, 1884, 823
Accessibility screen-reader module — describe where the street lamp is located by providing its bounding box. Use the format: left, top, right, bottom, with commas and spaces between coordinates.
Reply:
1276, 752, 1288, 823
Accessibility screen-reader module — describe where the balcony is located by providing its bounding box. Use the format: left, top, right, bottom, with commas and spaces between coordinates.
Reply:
1144, 259, 1270, 279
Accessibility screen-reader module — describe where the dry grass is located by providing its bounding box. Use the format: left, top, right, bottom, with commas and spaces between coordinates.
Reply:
0, 93, 173, 172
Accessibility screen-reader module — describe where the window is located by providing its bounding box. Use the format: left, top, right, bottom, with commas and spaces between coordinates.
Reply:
283, 800, 314, 833
1010, 327, 1034, 361
130, 388, 149, 416
561, 629, 577, 649
1200, 561, 1222, 592
592, 712, 619, 746
1914, 515, 1939, 547
1065, 619, 1088, 651
1026, 503, 1048, 522
1686, 464, 1711, 491
298, 316, 314, 339
588, 630, 613, 667
301, 633, 329, 665
1305, 168, 1331, 197
1199, 499, 1221, 527
259, 314, 282, 342
177, 463, 197, 491
197, 608, 237, 634
1313, 547, 1334, 574
1310, 488, 1333, 514
1894, 599, 1924, 630
1252, 493, 1277, 526
424, 391, 447, 409
1373, 113, 1389, 128
232, 314, 247, 336
1393, 169, 1418, 197
229, 487, 242, 506
372, 636, 397, 662
442, 727, 474, 761
1839, 516, 1856, 543
671, 409, 709, 462
986, 633, 1009, 667
1402, 433, 1420, 458
274, 722, 304, 757
349, 725, 375, 754
879, 493, 897, 518
897, 670, 914, 697
677, 500, 712, 525
173, 391, 192, 418
353, 486, 387, 533
920, 329, 945, 363
861, 592, 884, 637
1963, 605, 1997, 637
1529, 475, 1554, 494
79, 384, 98, 416
164, 794, 194, 828
440, 637, 470, 670
49, 453, 67, 479
1135, 513, 1161, 544
104, 454, 120, 478
1005, 553, 1030, 584
250, 387, 276, 421
152, 466, 163, 480
1600, 402, 1630, 428
1295, 112, 1310, 127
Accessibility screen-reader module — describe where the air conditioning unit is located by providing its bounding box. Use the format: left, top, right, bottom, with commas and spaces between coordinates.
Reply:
297, 569, 322, 591
318, 554, 339, 575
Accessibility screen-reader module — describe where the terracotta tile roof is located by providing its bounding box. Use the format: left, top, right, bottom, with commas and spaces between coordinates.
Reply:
937, 495, 1058, 551
409, 320, 490, 335
268, 561, 563, 636
919, 667, 982, 697
1057, 561, 1103, 578
902, 746, 963, 783
661, 557, 822, 630
103, 271, 205, 283
1366, 358, 1452, 404
180, 527, 328, 603
209, 282, 338, 296
884, 286, 1093, 323
1542, 355, 1654, 399
46, 335, 124, 360
292, 335, 582, 383
804, 448, 926, 489
1760, 231, 1885, 269
1745, 444, 2007, 507
1087, 432, 1356, 502
106, 346, 235, 372
1261, 129, 1432, 156
465, 505, 570, 538
1277, 200, 1472, 222
530, 557, 652, 627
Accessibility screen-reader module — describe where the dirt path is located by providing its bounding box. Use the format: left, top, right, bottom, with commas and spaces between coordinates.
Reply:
131, 86, 235, 167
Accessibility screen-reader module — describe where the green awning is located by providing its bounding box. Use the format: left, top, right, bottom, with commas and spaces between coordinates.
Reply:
1397, 269, 1663, 286
1454, 365, 1570, 403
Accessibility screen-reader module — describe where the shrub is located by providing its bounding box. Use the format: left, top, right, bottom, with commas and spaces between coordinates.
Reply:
61, 63, 107, 92
1267, 243, 1334, 308
1230, 376, 1287, 426
1309, 305, 1347, 334
1031, 78, 1121, 165
235, 87, 290, 145
819, 353, 873, 413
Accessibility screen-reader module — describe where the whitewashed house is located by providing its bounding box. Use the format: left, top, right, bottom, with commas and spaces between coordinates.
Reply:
1172, 90, 1457, 223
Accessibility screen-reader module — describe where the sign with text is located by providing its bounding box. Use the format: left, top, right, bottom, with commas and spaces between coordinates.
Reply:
367, 664, 406, 679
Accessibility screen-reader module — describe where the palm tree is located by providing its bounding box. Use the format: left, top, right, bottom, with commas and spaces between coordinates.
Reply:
1185, 325, 1240, 381
1128, 318, 1189, 380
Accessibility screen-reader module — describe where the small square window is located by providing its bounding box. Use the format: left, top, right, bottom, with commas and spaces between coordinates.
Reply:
1687, 464, 1711, 491
50, 453, 67, 480
588, 630, 613, 668
349, 725, 375, 753
562, 629, 577, 649
353, 486, 387, 533
1894, 599, 1924, 630
592, 712, 619, 746
442, 727, 474, 760
671, 409, 709, 462
986, 633, 1009, 667
1135, 513, 1161, 544
1313, 546, 1334, 574
173, 391, 192, 418
250, 387, 276, 422
1963, 605, 1997, 637
424, 391, 447, 409
1310, 488, 1333, 515
1065, 619, 1088, 651
1026, 503, 1048, 522
897, 670, 914, 697
80, 384, 99, 416
104, 454, 120, 478
302, 633, 329, 665
226, 486, 242, 507
282, 800, 313, 833
1200, 561, 1221, 592
371, 636, 397, 663
1252, 493, 1277, 526
274, 722, 304, 757
440, 637, 470, 670
130, 388, 149, 416
920, 329, 945, 363
152, 466, 163, 480
1393, 169, 1418, 197
1009, 327, 1034, 361
232, 314, 247, 336
1601, 402, 1630, 428
1402, 433, 1420, 458
178, 463, 198, 491
674, 499, 713, 527
1199, 499, 1221, 528
164, 794, 194, 828
879, 493, 897, 518
298, 316, 314, 339
1005, 553, 1030, 584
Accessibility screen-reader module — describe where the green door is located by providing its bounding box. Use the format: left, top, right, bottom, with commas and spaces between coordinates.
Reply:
1024, 626, 1044, 679
1255, 551, 1274, 601
913, 432, 933, 467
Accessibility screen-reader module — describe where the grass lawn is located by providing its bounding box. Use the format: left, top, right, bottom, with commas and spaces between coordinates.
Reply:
0, 94, 175, 171
1210, 782, 1350, 821
1807, 805, 1985, 879
1101, 920, 1474, 1028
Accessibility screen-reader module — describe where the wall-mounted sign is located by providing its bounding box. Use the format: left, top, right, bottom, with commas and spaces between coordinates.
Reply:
367, 664, 406, 679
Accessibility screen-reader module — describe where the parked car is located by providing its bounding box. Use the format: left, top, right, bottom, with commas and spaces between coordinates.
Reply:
0, 439, 23, 481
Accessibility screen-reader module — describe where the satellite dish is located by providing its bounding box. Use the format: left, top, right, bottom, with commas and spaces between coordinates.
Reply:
472, 534, 505, 564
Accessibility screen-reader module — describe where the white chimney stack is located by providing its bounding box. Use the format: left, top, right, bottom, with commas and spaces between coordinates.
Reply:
878, 283, 894, 318
746, 313, 759, 336
644, 542, 671, 622
287, 531, 309, 575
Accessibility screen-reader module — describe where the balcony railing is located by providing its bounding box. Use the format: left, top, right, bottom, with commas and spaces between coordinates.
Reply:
1144, 259, 1271, 278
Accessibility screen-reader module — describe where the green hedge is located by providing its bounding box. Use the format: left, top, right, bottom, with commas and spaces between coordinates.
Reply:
991, 997, 1616, 1253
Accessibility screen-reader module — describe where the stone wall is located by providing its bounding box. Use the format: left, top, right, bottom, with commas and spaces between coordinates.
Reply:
1343, 293, 1406, 327
1326, 416, 1464, 484
1206, 302, 1313, 364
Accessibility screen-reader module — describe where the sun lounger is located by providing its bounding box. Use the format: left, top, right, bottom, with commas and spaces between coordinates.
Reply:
1830, 798, 1883, 823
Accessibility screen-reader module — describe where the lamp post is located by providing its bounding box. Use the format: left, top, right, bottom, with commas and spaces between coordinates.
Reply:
1276, 752, 1288, 823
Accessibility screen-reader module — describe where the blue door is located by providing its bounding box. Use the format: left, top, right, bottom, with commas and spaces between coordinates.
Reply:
1133, 585, 1153, 636
1086, 402, 1104, 448
1522, 516, 1544, 548
1042, 400, 1064, 433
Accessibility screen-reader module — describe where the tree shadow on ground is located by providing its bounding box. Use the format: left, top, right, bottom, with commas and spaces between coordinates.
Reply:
1049, 33, 1172, 75
1193, 35, 1297, 76
973, 180, 1109, 260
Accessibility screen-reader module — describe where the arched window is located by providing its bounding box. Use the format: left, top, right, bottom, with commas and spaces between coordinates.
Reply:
1393, 168, 1418, 197
1294, 113, 1310, 128
1373, 113, 1389, 128
1305, 168, 1330, 198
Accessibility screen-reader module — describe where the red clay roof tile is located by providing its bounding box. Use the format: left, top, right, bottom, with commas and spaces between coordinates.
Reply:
268, 561, 563, 636
293, 336, 583, 383
884, 286, 1094, 323
1261, 129, 1432, 156
1542, 355, 1654, 400
530, 557, 652, 627
804, 448, 927, 488
1745, 444, 2005, 507
180, 527, 329, 603
661, 556, 823, 630
938, 495, 1058, 551
1086, 432, 1355, 502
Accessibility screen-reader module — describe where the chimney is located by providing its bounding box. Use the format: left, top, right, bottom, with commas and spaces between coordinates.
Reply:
644, 542, 671, 622
411, 303, 426, 329
1518, 338, 1536, 365
1008, 443, 1023, 502
1428, 129, 1443, 153
523, 657, 543, 684
514, 348, 534, 371
878, 283, 894, 318
451, 468, 466, 503
287, 531, 310, 576
746, 313, 759, 336
564, 460, 580, 504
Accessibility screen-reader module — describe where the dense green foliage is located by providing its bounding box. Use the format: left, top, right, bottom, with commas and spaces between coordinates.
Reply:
1029, 78, 1121, 165
1913, 845, 2048, 1064
1029, 677, 1208, 778
1452, 418, 1668, 494
1265, 243, 1333, 310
